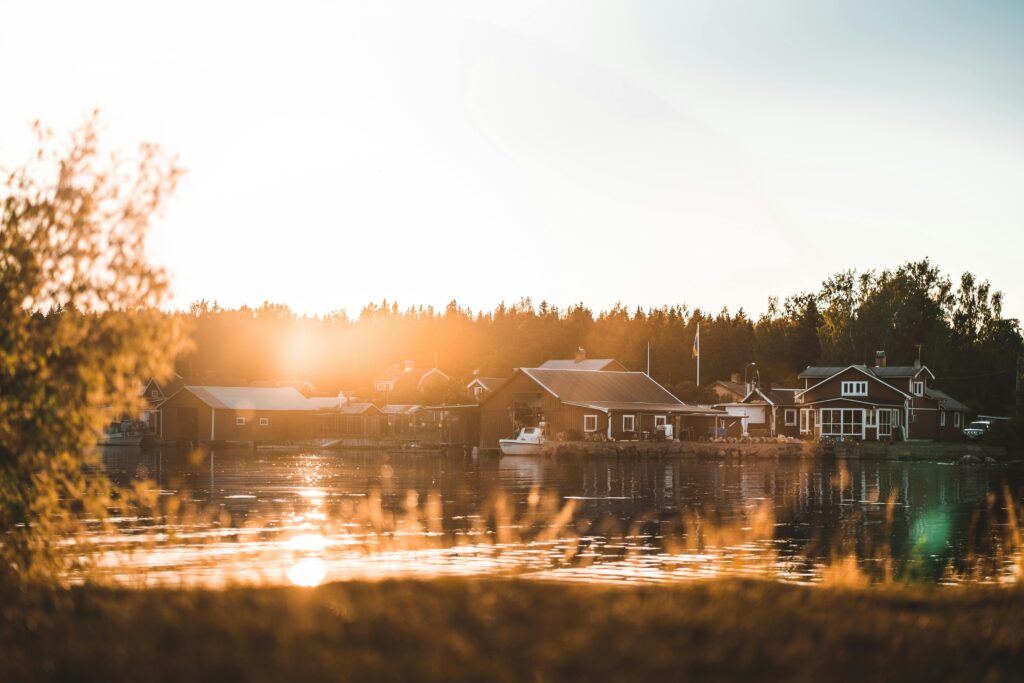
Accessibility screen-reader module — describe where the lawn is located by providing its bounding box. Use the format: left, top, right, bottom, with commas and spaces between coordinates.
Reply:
3, 578, 1023, 682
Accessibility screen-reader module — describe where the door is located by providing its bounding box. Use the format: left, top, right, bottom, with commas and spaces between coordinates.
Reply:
878, 409, 891, 438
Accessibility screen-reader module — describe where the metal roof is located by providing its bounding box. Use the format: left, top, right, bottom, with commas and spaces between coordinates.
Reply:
522, 368, 683, 405
798, 364, 933, 379
307, 396, 347, 410
537, 359, 626, 371
185, 386, 316, 411
380, 404, 422, 415
710, 380, 746, 395
564, 400, 724, 415
336, 402, 382, 415
925, 388, 970, 413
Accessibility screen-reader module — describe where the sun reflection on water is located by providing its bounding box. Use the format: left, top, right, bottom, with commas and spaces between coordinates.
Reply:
287, 557, 327, 587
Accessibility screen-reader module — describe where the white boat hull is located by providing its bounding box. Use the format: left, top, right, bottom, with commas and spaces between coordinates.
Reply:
498, 440, 544, 456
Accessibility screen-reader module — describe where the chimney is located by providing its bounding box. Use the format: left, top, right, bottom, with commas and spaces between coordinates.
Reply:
404, 360, 415, 372
730, 372, 741, 384
575, 347, 586, 363
875, 351, 887, 368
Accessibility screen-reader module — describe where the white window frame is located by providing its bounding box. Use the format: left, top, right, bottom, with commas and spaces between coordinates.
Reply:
235, 417, 246, 426
912, 380, 924, 397
799, 408, 811, 434
583, 414, 598, 433
818, 408, 865, 438
840, 381, 868, 397
866, 408, 876, 427
150, 388, 160, 399
654, 415, 667, 428
783, 409, 797, 426
622, 414, 636, 432
940, 411, 946, 427
259, 417, 269, 426
954, 412, 961, 428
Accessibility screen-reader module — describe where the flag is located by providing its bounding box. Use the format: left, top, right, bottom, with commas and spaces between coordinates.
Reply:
692, 323, 700, 359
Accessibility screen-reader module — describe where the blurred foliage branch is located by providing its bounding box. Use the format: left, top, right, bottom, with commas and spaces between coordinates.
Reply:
1, 115, 190, 581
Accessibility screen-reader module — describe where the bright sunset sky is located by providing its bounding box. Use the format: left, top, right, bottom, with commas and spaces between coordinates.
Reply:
2, 1, 1022, 319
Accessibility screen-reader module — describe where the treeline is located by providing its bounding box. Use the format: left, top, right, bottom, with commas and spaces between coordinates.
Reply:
175, 260, 1023, 415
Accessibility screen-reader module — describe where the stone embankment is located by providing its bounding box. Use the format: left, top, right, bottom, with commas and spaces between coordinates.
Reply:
539, 438, 1014, 461
542, 438, 820, 459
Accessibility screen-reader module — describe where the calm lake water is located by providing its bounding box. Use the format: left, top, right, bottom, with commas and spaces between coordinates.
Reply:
90, 447, 1024, 587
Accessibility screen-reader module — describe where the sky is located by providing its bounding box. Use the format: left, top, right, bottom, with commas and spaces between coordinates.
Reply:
2, 0, 1022, 319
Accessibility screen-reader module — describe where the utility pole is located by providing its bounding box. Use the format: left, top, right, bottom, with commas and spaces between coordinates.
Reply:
1017, 355, 1022, 418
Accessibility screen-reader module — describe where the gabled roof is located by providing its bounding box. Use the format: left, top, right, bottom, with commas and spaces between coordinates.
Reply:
143, 373, 186, 399
741, 387, 799, 406
184, 386, 316, 411
796, 365, 912, 400
375, 365, 449, 387
799, 364, 934, 380
466, 377, 506, 392
925, 388, 969, 413
537, 358, 628, 372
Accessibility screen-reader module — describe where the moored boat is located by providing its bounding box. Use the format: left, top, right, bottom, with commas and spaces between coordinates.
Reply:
498, 427, 545, 455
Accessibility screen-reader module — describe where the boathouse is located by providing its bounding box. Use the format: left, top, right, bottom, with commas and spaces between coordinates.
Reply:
158, 386, 317, 443
478, 367, 724, 449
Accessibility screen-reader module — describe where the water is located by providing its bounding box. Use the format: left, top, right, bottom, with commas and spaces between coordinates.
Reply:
89, 447, 1024, 587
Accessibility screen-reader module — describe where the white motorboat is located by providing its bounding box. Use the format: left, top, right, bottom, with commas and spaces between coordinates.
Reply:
498, 427, 545, 455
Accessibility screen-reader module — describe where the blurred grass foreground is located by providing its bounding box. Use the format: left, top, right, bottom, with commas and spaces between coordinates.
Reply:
3, 578, 1024, 682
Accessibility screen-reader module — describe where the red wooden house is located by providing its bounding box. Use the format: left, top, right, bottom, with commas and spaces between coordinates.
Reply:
795, 353, 969, 441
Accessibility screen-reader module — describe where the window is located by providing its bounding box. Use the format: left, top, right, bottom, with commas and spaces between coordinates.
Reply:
892, 409, 901, 427
583, 414, 598, 432
911, 410, 917, 423
784, 409, 797, 426
818, 409, 864, 438
375, 382, 391, 392
954, 412, 962, 428
622, 414, 636, 432
866, 409, 876, 427
150, 389, 159, 398
912, 381, 924, 397
259, 417, 269, 426
940, 411, 946, 426
841, 381, 868, 397
654, 415, 667, 428
235, 417, 246, 426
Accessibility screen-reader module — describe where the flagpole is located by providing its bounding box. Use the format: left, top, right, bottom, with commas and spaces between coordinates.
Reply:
696, 323, 701, 387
